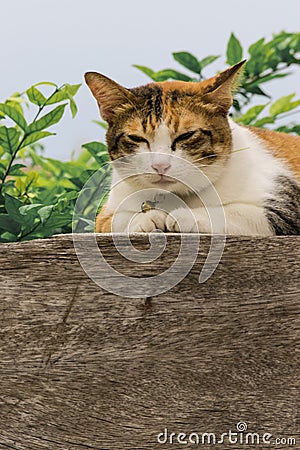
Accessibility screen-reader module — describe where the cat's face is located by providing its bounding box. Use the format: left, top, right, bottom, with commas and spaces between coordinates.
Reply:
85, 61, 245, 195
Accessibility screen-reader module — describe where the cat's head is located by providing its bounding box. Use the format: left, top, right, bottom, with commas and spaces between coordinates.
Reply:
85, 61, 245, 194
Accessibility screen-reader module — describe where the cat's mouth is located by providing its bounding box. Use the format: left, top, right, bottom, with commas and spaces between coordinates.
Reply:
152, 175, 177, 185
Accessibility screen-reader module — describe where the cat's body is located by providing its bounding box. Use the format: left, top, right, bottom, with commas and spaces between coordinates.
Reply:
85, 62, 300, 235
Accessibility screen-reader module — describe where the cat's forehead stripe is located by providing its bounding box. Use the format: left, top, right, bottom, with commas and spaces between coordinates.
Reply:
130, 84, 163, 124
130, 82, 196, 132
129, 82, 198, 126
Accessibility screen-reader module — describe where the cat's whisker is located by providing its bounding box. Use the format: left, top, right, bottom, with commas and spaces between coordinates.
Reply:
231, 146, 250, 154
192, 154, 218, 163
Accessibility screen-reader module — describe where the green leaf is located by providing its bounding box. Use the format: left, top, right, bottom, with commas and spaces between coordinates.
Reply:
286, 125, 300, 134
0, 231, 18, 242
26, 86, 47, 106
65, 83, 81, 96
22, 131, 55, 147
60, 190, 78, 201
133, 64, 192, 81
0, 161, 7, 172
152, 69, 192, 82
78, 218, 96, 231
252, 116, 275, 127
20, 210, 73, 239
132, 65, 156, 80
0, 103, 27, 130
0, 127, 21, 154
226, 33, 243, 65
198, 55, 220, 70
0, 213, 21, 234
38, 205, 54, 224
9, 163, 27, 176
279, 125, 300, 135
269, 94, 300, 116
82, 141, 109, 165
5, 94, 26, 116
92, 120, 108, 130
70, 177, 84, 189
27, 104, 67, 133
245, 85, 270, 97
172, 52, 200, 74
4, 194, 23, 222
38, 85, 79, 117
39, 213, 72, 231
237, 104, 267, 125
248, 38, 265, 56
44, 89, 68, 105
246, 73, 289, 89
19, 204, 43, 216
69, 96, 78, 118
33, 81, 58, 88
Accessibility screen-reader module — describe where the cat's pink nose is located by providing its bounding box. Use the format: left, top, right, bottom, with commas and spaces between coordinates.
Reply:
151, 162, 171, 175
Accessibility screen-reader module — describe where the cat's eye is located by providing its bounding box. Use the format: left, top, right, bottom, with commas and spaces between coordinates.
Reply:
175, 131, 196, 142
171, 130, 196, 151
171, 129, 211, 151
127, 134, 149, 144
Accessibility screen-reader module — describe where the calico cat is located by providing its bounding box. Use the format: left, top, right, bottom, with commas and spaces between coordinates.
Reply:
85, 61, 300, 235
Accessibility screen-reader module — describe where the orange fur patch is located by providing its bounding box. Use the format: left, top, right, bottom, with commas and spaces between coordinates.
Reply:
95, 206, 113, 233
249, 127, 300, 181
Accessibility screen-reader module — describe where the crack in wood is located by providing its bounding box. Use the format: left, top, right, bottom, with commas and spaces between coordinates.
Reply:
42, 284, 80, 370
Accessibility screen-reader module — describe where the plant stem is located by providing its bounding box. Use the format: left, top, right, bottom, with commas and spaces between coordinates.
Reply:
18, 219, 42, 241
31, 85, 63, 122
0, 135, 26, 194
0, 85, 64, 194
275, 109, 300, 120
243, 65, 290, 88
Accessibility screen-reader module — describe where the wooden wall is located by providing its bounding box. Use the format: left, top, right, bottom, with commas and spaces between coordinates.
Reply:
0, 234, 299, 449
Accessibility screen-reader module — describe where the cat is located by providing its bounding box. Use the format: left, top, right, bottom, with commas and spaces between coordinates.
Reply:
85, 61, 300, 235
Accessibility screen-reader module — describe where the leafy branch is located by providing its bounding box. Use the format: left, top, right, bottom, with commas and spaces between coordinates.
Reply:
133, 31, 300, 132
0, 82, 86, 241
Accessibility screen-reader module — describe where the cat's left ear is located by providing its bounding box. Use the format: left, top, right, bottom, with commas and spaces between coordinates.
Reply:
201, 60, 246, 112
85, 72, 135, 124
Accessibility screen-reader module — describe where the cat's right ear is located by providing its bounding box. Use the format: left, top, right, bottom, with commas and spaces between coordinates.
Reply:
84, 72, 134, 124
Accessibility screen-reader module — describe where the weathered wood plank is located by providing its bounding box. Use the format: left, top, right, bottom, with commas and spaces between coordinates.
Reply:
0, 234, 299, 449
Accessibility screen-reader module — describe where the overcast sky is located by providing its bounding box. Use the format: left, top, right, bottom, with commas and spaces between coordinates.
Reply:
2, 0, 300, 159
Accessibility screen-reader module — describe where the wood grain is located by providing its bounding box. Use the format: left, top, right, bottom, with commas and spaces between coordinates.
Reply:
0, 233, 299, 449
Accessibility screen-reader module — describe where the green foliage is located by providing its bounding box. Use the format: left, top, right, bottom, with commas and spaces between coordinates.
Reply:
1, 31, 300, 243
134, 31, 300, 130
0, 83, 109, 242
226, 33, 243, 65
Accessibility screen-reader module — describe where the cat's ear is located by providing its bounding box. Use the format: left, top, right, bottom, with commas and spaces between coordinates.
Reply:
85, 72, 135, 124
201, 60, 246, 112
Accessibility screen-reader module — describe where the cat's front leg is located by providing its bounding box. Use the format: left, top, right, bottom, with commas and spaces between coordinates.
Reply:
113, 209, 168, 233
166, 204, 273, 235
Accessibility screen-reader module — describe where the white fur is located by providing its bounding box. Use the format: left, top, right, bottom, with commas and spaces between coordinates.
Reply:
105, 119, 292, 235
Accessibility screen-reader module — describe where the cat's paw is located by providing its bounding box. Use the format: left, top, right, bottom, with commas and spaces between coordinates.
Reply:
128, 209, 168, 233
166, 207, 211, 233
166, 207, 198, 232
